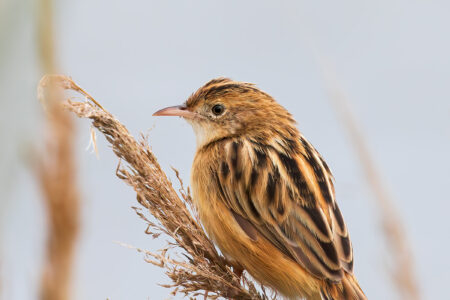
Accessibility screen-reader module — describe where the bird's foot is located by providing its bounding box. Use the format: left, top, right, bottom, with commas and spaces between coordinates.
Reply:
232, 264, 244, 279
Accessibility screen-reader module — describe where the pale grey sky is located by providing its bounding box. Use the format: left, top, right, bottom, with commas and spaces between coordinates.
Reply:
1, 1, 449, 299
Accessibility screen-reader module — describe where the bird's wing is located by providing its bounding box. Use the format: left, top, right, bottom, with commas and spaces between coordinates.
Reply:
213, 138, 353, 282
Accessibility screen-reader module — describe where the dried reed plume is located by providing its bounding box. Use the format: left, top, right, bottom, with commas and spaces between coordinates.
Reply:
36, 0, 80, 299
324, 73, 421, 300
38, 75, 271, 300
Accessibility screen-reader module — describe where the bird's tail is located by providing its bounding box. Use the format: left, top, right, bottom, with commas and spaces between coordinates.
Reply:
320, 273, 367, 300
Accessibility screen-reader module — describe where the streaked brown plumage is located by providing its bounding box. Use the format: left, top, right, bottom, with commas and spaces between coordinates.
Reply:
154, 78, 366, 300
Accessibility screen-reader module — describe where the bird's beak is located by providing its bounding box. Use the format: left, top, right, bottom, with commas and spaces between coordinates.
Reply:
152, 105, 196, 119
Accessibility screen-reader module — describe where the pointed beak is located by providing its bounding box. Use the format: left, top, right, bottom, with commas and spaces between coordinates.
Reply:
152, 105, 196, 119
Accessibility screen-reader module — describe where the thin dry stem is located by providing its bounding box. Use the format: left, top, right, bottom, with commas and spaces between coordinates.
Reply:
324, 72, 421, 300
38, 75, 271, 300
37, 1, 80, 299
37, 0, 56, 73
37, 99, 80, 300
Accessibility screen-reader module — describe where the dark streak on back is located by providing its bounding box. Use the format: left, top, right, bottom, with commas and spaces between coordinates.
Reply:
277, 152, 315, 204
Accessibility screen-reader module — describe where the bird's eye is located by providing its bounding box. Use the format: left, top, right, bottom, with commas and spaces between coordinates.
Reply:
211, 104, 225, 116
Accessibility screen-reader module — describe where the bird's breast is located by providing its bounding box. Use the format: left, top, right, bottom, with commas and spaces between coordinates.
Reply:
190, 146, 321, 299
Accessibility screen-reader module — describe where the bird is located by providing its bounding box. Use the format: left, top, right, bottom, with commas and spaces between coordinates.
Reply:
153, 78, 366, 300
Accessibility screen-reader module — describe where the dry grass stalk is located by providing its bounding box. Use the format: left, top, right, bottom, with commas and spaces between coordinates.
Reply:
38, 75, 271, 300
36, 85, 80, 300
325, 76, 421, 300
36, 0, 81, 299
37, 0, 56, 73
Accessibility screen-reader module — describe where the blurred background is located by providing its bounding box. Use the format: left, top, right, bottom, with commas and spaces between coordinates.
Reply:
1, 0, 449, 299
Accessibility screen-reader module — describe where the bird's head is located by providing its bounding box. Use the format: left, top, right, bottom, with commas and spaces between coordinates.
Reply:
153, 78, 298, 148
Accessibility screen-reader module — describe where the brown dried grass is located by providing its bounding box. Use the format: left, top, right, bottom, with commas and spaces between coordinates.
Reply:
38, 75, 272, 300
36, 95, 80, 300
324, 73, 421, 300
36, 0, 80, 299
